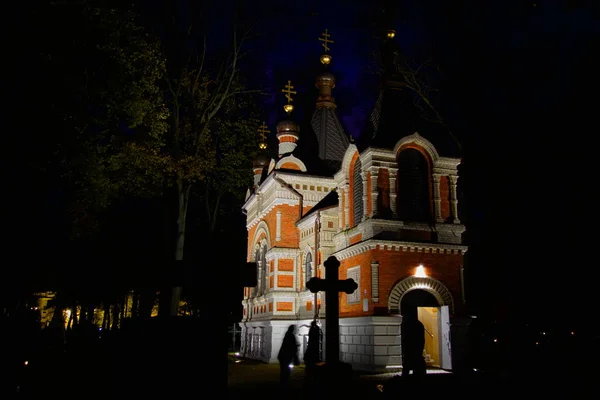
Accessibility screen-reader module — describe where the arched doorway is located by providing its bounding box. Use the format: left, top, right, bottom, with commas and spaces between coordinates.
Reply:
389, 276, 454, 370
401, 289, 441, 368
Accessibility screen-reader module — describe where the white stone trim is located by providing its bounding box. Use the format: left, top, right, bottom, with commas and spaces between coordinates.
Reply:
266, 247, 299, 260
393, 132, 440, 164
337, 144, 359, 182
346, 266, 361, 304
333, 239, 467, 261
276, 211, 282, 241
371, 261, 379, 303
387, 276, 454, 315
250, 221, 271, 250
275, 154, 307, 171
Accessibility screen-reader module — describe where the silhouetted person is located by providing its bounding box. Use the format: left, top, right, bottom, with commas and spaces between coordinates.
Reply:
401, 312, 426, 377
278, 325, 299, 387
304, 320, 321, 384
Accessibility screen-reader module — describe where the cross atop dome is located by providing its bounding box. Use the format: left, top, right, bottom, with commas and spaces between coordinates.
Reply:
281, 80, 296, 114
257, 121, 269, 150
318, 29, 333, 65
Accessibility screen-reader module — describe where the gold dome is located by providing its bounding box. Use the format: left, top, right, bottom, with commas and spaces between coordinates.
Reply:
276, 120, 299, 134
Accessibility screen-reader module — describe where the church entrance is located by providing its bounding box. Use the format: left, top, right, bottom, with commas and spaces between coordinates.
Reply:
400, 289, 451, 369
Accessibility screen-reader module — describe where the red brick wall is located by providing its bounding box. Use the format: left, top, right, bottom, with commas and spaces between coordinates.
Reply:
349, 234, 362, 245
277, 275, 293, 288
261, 205, 300, 247
339, 248, 465, 317
339, 252, 372, 316
377, 168, 390, 217
277, 302, 293, 311
278, 259, 294, 271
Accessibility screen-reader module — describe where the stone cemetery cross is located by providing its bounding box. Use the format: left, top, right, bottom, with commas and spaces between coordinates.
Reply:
306, 256, 358, 364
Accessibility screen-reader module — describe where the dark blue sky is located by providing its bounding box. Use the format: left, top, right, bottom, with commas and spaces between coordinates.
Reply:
197, 0, 600, 148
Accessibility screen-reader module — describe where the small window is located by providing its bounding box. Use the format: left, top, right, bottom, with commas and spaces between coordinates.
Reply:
346, 267, 360, 304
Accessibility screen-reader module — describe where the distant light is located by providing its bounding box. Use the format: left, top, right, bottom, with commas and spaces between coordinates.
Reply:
235, 352, 240, 356
24, 361, 29, 366
387, 30, 396, 39
259, 143, 267, 150
535, 342, 539, 346
288, 364, 294, 369
493, 338, 498, 343
541, 332, 546, 335
414, 265, 427, 278
571, 331, 575, 336
235, 360, 241, 364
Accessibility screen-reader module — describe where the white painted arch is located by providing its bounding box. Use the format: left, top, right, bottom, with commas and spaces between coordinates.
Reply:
340, 143, 359, 178
393, 132, 440, 164
251, 221, 272, 257
387, 276, 454, 315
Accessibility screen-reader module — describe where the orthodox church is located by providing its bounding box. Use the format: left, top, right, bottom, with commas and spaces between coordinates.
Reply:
239, 29, 469, 373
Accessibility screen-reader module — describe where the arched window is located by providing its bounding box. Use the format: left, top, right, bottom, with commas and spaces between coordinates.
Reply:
397, 148, 431, 222
305, 252, 312, 289
352, 157, 363, 226
261, 244, 268, 293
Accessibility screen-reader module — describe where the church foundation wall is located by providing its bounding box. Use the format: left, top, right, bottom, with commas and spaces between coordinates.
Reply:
338, 316, 402, 373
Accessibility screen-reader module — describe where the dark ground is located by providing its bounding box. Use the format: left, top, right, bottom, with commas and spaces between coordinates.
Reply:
4, 317, 600, 399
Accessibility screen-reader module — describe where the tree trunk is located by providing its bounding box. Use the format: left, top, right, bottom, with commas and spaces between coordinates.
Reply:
132, 292, 139, 318
138, 289, 155, 318
102, 302, 110, 330
111, 303, 120, 331
87, 304, 95, 326
168, 182, 191, 316
50, 300, 66, 345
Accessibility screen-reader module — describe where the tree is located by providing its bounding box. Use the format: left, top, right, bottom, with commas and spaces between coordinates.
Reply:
162, 28, 263, 315
12, 1, 170, 334
105, 9, 264, 314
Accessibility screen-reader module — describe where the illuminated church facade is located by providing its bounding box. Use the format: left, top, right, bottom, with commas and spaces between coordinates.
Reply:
240, 30, 468, 373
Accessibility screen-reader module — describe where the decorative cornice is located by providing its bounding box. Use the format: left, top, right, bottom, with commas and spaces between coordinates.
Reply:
333, 238, 468, 261
266, 247, 299, 260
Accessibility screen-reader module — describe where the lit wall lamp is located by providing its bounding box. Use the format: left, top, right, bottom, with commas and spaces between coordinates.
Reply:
414, 264, 427, 277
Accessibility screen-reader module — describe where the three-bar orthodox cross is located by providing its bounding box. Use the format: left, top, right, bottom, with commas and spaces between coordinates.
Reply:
281, 80, 297, 103
257, 122, 269, 150
318, 29, 334, 53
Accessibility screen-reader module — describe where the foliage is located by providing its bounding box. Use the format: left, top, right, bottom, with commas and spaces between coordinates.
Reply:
33, 3, 169, 238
